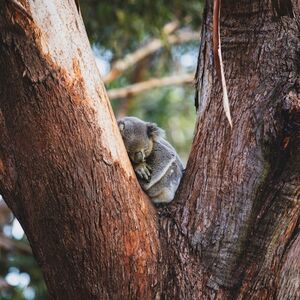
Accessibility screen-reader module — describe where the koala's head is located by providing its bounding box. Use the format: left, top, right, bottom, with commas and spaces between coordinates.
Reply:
118, 116, 164, 163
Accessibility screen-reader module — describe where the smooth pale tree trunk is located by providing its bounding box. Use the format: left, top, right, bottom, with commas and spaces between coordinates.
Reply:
0, 0, 299, 299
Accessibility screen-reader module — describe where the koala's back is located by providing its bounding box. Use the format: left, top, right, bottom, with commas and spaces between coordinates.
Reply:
138, 138, 183, 203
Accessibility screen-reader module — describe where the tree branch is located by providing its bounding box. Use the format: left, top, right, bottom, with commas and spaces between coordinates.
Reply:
0, 278, 11, 291
160, 19, 180, 35
103, 30, 199, 83
0, 233, 32, 255
108, 74, 194, 100
0, 199, 11, 225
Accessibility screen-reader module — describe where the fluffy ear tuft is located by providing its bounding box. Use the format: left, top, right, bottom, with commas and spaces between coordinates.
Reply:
147, 123, 164, 140
118, 121, 125, 132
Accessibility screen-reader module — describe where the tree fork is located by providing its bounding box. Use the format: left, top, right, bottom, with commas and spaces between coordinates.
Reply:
0, 0, 299, 299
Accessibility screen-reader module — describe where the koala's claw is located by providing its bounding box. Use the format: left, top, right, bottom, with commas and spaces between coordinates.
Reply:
134, 163, 152, 182
146, 165, 152, 172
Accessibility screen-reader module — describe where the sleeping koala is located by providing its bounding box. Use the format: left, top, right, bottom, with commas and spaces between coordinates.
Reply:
118, 116, 183, 203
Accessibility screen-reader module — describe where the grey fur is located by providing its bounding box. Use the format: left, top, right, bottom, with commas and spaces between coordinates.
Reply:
118, 116, 183, 203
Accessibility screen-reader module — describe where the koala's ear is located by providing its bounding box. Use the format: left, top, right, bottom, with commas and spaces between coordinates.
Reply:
147, 122, 164, 140
118, 121, 125, 132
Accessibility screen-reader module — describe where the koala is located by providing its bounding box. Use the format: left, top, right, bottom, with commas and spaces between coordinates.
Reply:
118, 116, 183, 204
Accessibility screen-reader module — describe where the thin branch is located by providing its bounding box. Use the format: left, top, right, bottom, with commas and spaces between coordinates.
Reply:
0, 200, 12, 226
103, 29, 199, 83
108, 74, 194, 100
0, 278, 11, 291
161, 19, 180, 35
0, 233, 32, 255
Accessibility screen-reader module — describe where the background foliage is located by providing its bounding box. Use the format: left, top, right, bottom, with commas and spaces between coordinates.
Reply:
0, 0, 203, 298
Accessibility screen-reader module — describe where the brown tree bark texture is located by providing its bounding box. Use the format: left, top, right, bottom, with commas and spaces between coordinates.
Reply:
0, 1, 160, 299
168, 0, 300, 298
0, 0, 299, 300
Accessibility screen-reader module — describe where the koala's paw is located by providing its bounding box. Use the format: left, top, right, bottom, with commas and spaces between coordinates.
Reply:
134, 162, 152, 182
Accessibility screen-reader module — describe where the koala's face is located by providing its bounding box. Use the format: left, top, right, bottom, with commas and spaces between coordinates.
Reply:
124, 136, 153, 164
118, 117, 162, 163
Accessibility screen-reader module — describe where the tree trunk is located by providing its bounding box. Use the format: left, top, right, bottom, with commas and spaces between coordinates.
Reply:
0, 1, 299, 300
0, 1, 160, 299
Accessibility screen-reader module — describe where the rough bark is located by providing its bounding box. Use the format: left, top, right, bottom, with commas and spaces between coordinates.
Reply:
0, 1, 160, 299
168, 0, 300, 298
0, 0, 299, 300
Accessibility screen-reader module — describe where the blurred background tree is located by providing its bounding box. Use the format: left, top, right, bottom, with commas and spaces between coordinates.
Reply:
0, 0, 203, 298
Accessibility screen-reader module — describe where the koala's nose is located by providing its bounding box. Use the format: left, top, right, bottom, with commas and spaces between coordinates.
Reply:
134, 151, 144, 163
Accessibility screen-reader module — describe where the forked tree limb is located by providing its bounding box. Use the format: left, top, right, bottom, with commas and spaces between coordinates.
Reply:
0, 0, 299, 299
